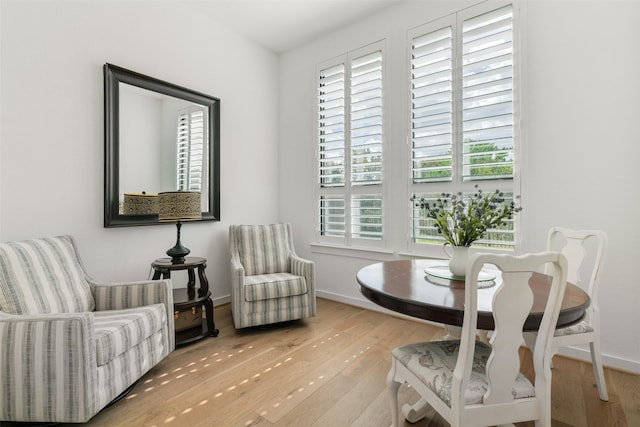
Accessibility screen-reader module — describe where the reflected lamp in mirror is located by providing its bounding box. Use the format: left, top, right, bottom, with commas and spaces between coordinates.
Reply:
159, 191, 202, 264
122, 192, 158, 215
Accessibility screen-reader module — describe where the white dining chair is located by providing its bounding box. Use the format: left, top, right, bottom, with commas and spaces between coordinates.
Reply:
387, 252, 568, 427
525, 227, 608, 401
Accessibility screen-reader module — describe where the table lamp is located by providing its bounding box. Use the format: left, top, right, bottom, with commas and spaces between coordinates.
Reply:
158, 191, 202, 263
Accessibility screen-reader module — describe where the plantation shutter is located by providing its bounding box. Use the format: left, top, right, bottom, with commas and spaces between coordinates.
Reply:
319, 195, 345, 237
177, 113, 189, 190
461, 5, 514, 180
318, 64, 346, 188
176, 107, 205, 191
351, 195, 382, 240
350, 51, 383, 185
317, 43, 385, 244
410, 27, 453, 183
409, 3, 518, 251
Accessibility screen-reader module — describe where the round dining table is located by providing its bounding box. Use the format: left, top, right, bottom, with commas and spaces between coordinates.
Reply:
357, 258, 591, 424
357, 259, 590, 331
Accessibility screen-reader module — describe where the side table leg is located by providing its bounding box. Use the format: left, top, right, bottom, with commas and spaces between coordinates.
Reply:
187, 268, 196, 295
203, 297, 219, 337
197, 264, 209, 297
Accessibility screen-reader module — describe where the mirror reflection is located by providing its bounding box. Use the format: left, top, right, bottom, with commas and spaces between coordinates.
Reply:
119, 83, 209, 214
104, 64, 220, 227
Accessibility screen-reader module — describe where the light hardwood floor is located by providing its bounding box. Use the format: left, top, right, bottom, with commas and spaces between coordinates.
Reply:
57, 299, 639, 426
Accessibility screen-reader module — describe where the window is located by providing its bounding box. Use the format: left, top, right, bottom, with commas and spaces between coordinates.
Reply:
176, 107, 206, 192
409, 3, 519, 250
317, 42, 385, 246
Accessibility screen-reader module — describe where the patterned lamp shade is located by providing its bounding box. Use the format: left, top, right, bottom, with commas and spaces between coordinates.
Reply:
122, 192, 159, 215
158, 191, 202, 222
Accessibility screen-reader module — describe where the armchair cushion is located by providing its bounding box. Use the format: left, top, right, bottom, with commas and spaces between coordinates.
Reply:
236, 223, 290, 275
244, 273, 307, 302
93, 303, 167, 366
0, 236, 94, 314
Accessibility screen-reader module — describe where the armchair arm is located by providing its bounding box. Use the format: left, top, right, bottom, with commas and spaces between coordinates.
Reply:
90, 279, 175, 351
0, 311, 98, 423
230, 252, 247, 320
290, 255, 315, 291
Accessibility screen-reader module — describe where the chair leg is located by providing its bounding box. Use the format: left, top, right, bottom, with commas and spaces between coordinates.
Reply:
387, 366, 401, 427
589, 340, 609, 401
523, 331, 537, 353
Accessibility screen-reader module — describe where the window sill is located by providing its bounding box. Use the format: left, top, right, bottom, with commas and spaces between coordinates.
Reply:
309, 243, 396, 261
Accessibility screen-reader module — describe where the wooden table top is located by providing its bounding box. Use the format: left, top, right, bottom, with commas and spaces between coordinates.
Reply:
151, 256, 206, 270
357, 259, 590, 331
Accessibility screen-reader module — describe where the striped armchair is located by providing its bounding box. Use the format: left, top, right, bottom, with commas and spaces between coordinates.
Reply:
0, 235, 174, 423
229, 223, 316, 329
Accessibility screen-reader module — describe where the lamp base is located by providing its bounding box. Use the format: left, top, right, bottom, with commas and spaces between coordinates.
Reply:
166, 221, 190, 264
166, 245, 190, 264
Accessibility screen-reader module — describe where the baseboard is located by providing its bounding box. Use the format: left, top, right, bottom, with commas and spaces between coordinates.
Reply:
212, 294, 231, 306
555, 346, 640, 375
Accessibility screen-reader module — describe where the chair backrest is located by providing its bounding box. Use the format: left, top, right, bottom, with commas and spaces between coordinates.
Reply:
0, 235, 95, 315
546, 227, 607, 299
231, 223, 293, 276
454, 252, 568, 406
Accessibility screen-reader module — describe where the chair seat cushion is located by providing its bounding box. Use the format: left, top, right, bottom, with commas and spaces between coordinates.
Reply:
392, 340, 534, 407
554, 320, 593, 337
93, 303, 167, 366
244, 273, 307, 302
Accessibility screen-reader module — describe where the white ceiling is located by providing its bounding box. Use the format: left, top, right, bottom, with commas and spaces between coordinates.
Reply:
186, 0, 403, 53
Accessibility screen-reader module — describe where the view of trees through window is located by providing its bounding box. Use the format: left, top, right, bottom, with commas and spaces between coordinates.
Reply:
415, 141, 513, 181
410, 4, 517, 249
318, 46, 384, 242
316, 3, 517, 251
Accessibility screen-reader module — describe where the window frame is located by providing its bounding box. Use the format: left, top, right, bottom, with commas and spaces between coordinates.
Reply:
316, 40, 388, 250
407, 1, 522, 257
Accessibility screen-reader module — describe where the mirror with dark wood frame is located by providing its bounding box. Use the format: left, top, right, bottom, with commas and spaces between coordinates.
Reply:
104, 63, 220, 227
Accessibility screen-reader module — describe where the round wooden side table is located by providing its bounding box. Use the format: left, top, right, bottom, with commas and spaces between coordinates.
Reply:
151, 256, 219, 346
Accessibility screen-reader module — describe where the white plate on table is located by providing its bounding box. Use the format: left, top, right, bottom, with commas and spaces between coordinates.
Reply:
425, 265, 496, 288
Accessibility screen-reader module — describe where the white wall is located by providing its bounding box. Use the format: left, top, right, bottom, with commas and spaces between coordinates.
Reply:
0, 1, 281, 302
279, 0, 640, 372
1, 0, 638, 373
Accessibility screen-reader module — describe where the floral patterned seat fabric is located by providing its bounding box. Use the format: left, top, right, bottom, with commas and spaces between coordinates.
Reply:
392, 340, 534, 407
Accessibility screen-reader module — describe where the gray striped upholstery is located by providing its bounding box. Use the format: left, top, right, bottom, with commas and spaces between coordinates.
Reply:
236, 223, 290, 275
244, 273, 307, 302
91, 280, 175, 351
93, 304, 166, 366
0, 235, 174, 423
230, 224, 316, 328
0, 235, 95, 314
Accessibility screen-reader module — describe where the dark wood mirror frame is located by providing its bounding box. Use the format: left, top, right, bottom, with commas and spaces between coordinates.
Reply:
104, 63, 220, 227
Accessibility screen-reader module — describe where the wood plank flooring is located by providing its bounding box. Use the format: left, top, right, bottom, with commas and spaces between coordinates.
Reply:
45, 299, 640, 426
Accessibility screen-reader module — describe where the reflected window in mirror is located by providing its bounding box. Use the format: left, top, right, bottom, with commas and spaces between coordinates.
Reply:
177, 107, 206, 192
